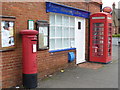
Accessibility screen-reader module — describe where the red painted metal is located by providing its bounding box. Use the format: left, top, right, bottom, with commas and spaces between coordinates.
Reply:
20, 30, 38, 74
89, 12, 112, 63
103, 7, 112, 13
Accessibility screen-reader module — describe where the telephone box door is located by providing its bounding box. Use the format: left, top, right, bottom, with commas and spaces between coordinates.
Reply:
89, 12, 112, 63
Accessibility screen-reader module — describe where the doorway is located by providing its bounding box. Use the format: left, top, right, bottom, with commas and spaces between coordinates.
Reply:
75, 17, 86, 64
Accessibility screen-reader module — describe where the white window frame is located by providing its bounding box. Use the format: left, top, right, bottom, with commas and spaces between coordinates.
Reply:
49, 13, 75, 50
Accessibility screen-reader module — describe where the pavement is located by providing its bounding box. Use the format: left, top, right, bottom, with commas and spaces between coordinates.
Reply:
38, 39, 119, 88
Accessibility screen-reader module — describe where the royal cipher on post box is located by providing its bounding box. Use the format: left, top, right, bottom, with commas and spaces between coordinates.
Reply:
20, 30, 38, 88
89, 12, 112, 63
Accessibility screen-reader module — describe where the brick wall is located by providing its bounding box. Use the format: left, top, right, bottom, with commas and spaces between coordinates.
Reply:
1, 2, 101, 88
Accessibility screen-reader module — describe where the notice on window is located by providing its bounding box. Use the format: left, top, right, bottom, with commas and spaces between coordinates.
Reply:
39, 27, 48, 47
1, 21, 15, 47
39, 27, 48, 35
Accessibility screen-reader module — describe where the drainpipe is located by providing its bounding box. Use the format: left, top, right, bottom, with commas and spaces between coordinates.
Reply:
88, 18, 90, 61
86, 1, 90, 61
100, 4, 102, 12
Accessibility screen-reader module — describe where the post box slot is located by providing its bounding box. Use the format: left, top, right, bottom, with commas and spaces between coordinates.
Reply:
31, 40, 37, 41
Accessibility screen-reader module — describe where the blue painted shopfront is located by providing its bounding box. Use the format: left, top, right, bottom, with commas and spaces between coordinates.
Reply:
46, 2, 90, 18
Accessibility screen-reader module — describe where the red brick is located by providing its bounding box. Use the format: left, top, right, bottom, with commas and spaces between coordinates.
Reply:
1, 2, 101, 88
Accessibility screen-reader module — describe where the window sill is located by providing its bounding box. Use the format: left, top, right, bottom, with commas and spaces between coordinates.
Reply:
49, 48, 76, 53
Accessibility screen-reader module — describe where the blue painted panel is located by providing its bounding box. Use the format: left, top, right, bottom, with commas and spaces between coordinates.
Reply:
46, 2, 90, 18
49, 48, 76, 53
68, 52, 75, 62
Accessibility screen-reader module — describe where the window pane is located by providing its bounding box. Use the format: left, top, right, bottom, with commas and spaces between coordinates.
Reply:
70, 27, 75, 38
56, 15, 62, 25
50, 26, 55, 37
63, 38, 70, 48
70, 38, 75, 48
50, 39, 55, 50
50, 14, 55, 25
56, 39, 62, 49
63, 16, 69, 26
70, 17, 75, 26
56, 26, 62, 37
44, 37, 48, 46
94, 23, 104, 27
63, 27, 69, 37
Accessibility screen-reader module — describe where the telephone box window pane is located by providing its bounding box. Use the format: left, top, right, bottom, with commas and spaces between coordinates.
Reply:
94, 23, 104, 27
93, 36, 104, 39
108, 23, 112, 26
92, 17, 105, 19
108, 23, 112, 56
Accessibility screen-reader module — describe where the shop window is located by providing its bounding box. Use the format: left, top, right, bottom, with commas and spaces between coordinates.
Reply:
0, 16, 16, 51
49, 14, 75, 50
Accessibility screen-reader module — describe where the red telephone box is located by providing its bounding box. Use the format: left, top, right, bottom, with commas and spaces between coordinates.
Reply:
89, 12, 112, 63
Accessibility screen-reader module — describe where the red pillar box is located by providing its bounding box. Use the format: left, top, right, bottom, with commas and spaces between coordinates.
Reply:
20, 30, 38, 88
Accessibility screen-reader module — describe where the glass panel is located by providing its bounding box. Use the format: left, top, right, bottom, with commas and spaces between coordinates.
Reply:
43, 27, 48, 36
70, 38, 75, 48
50, 26, 55, 37
94, 23, 104, 27
56, 39, 62, 49
108, 23, 112, 56
50, 14, 55, 25
93, 36, 104, 39
70, 27, 75, 38
56, 26, 62, 37
50, 39, 55, 50
70, 17, 75, 26
108, 23, 112, 26
63, 27, 69, 37
44, 37, 48, 46
63, 38, 70, 48
63, 16, 69, 26
93, 40, 104, 44
56, 15, 62, 25
92, 45, 104, 56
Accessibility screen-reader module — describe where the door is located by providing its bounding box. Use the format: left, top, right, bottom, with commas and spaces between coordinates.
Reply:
75, 17, 86, 64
